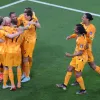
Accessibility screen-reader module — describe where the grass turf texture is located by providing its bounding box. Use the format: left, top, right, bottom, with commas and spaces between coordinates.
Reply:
0, 0, 100, 100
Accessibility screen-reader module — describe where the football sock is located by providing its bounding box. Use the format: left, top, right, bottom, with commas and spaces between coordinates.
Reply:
76, 76, 85, 90
29, 57, 32, 73
64, 72, 72, 86
95, 66, 100, 74
17, 66, 22, 85
9, 68, 15, 87
24, 62, 30, 77
3, 69, 8, 86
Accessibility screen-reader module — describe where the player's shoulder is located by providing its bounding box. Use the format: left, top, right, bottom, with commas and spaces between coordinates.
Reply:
90, 24, 96, 29
0, 29, 7, 35
18, 14, 24, 18
78, 35, 86, 42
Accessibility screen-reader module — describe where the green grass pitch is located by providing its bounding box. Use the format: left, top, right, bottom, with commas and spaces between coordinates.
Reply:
0, 0, 100, 100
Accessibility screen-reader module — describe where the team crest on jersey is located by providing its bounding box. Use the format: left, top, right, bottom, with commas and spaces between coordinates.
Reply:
90, 32, 92, 35
80, 44, 83, 48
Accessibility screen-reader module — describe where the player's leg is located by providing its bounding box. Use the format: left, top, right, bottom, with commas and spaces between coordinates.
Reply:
29, 57, 32, 74
2, 66, 10, 89
17, 66, 22, 88
28, 39, 36, 74
56, 65, 74, 90
56, 57, 76, 90
8, 67, 16, 90
21, 57, 30, 82
88, 51, 100, 74
75, 71, 86, 94
0, 64, 3, 81
75, 58, 87, 94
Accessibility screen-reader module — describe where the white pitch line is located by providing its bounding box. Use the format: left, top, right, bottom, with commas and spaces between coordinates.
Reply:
28, 0, 100, 17
0, 0, 25, 10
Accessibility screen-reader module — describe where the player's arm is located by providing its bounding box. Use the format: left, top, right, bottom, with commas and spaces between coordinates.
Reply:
5, 29, 23, 38
66, 33, 77, 40
0, 26, 3, 29
65, 50, 83, 57
66, 39, 85, 57
0, 39, 4, 43
28, 20, 41, 28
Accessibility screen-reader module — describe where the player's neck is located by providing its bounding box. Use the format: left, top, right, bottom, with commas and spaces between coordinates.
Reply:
84, 22, 91, 26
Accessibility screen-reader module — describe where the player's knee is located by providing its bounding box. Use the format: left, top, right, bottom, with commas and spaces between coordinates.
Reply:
29, 57, 32, 62
17, 66, 21, 69
23, 57, 29, 63
67, 66, 74, 72
75, 71, 82, 78
4, 66, 8, 70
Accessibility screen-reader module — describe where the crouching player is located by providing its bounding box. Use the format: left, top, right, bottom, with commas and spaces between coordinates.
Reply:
56, 24, 88, 94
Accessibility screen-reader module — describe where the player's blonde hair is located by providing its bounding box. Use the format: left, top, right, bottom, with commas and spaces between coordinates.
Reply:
3, 17, 11, 22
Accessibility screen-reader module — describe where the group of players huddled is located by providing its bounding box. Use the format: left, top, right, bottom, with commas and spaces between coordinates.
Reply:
56, 13, 100, 94
0, 7, 41, 91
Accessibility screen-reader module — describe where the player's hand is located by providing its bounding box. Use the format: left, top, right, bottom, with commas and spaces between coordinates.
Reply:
65, 52, 72, 57
66, 36, 70, 40
28, 21, 36, 25
17, 27, 24, 34
0, 39, 4, 43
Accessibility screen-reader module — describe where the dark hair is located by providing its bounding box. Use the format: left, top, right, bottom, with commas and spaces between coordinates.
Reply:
24, 7, 32, 13
0, 16, 3, 25
26, 10, 33, 21
25, 7, 32, 10
9, 12, 16, 17
76, 24, 87, 35
85, 13, 93, 21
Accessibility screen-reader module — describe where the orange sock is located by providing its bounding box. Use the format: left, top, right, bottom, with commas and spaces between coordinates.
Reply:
29, 57, 32, 70
64, 72, 72, 86
76, 77, 85, 90
29, 57, 33, 75
8, 68, 15, 87
17, 66, 22, 88
95, 66, 100, 74
24, 62, 30, 77
3, 68, 8, 86
17, 66, 22, 83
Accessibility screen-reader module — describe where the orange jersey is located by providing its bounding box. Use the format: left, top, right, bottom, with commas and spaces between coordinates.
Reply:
23, 17, 38, 42
82, 23, 96, 51
74, 35, 87, 58
69, 23, 96, 51
17, 13, 38, 26
2, 26, 24, 53
0, 30, 8, 54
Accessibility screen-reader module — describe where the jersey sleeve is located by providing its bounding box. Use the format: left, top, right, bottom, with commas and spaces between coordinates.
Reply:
69, 33, 78, 38
88, 26, 96, 40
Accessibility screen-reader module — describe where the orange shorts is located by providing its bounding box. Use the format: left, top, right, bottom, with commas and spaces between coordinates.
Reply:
4, 53, 22, 67
70, 56, 88, 72
21, 38, 36, 57
87, 50, 94, 62
0, 54, 5, 66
